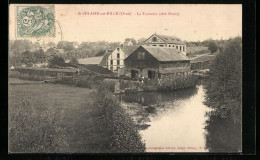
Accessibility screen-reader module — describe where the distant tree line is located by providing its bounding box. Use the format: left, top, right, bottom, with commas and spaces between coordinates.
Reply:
9, 37, 242, 67
9, 40, 121, 67
186, 36, 242, 54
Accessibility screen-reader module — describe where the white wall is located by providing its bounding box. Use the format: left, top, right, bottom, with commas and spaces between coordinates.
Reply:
107, 47, 127, 71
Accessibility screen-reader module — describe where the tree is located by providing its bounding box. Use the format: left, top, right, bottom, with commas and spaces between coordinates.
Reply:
137, 38, 146, 44
48, 55, 65, 68
33, 42, 41, 50
47, 42, 56, 49
69, 57, 79, 64
204, 38, 242, 123
32, 48, 46, 63
208, 41, 218, 53
96, 49, 106, 57
10, 40, 33, 54
57, 41, 75, 51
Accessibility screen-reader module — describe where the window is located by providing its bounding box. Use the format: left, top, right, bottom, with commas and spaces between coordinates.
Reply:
176, 46, 178, 49
152, 45, 157, 47
138, 52, 145, 59
131, 70, 138, 79
180, 46, 182, 51
110, 66, 113, 71
148, 71, 156, 79
117, 60, 120, 65
172, 45, 175, 47
183, 46, 185, 51
168, 45, 171, 47
152, 37, 157, 42
117, 48, 120, 51
110, 60, 113, 65
159, 45, 164, 47
117, 53, 120, 59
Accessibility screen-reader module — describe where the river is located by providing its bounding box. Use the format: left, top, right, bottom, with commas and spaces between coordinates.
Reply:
118, 85, 241, 152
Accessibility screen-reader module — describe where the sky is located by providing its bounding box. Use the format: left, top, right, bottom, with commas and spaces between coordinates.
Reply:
9, 4, 242, 43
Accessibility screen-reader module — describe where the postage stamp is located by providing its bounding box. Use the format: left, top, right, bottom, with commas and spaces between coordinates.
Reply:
16, 5, 55, 37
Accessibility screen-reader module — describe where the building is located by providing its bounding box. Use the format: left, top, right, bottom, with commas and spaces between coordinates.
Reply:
99, 47, 130, 71
143, 33, 187, 55
124, 45, 191, 81
190, 54, 215, 70
123, 39, 134, 46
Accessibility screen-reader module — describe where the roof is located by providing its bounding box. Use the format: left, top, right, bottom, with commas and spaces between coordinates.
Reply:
122, 45, 139, 56
190, 54, 216, 63
99, 51, 111, 66
78, 56, 103, 65
141, 46, 190, 62
145, 34, 186, 45
99, 46, 137, 66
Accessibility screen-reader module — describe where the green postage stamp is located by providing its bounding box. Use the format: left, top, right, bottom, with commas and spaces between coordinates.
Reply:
16, 5, 55, 37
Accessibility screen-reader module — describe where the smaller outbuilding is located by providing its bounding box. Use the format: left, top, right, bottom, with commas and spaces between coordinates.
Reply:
190, 54, 215, 70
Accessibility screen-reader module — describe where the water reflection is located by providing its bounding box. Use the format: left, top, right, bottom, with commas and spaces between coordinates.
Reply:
118, 85, 241, 152
120, 86, 198, 106
205, 113, 242, 152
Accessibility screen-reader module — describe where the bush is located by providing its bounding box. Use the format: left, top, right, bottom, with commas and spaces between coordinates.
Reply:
69, 57, 79, 64
158, 76, 197, 90
56, 75, 103, 89
48, 55, 66, 68
208, 41, 218, 53
18, 73, 45, 81
204, 39, 242, 123
9, 70, 20, 78
9, 97, 69, 153
26, 62, 34, 67
94, 85, 145, 152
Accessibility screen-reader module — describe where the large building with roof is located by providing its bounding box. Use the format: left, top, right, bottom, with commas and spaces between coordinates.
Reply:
143, 33, 187, 55
124, 45, 191, 81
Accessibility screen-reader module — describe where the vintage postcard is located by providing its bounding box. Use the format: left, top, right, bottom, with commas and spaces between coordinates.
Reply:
8, 4, 242, 153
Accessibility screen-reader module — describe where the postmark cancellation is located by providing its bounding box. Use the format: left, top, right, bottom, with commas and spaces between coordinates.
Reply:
16, 5, 55, 38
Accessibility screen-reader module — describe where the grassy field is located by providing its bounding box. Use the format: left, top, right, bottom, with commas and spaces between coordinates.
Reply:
8, 78, 108, 153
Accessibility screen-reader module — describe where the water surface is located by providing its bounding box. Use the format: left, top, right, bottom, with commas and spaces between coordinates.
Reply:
121, 85, 211, 152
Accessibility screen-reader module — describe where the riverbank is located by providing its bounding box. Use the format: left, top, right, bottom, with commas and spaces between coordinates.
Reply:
9, 77, 145, 153
9, 78, 107, 152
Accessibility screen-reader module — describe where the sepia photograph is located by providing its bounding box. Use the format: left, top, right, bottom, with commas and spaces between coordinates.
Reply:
8, 4, 242, 153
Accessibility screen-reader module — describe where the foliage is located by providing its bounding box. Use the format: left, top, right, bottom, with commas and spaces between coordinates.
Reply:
9, 48, 46, 66
57, 41, 75, 51
94, 84, 146, 152
9, 70, 20, 78
9, 40, 33, 54
137, 38, 146, 44
158, 76, 198, 90
9, 97, 68, 152
208, 41, 218, 53
48, 55, 66, 68
56, 75, 104, 89
204, 38, 242, 123
205, 112, 242, 152
124, 38, 137, 45
69, 57, 79, 64
95, 49, 106, 57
